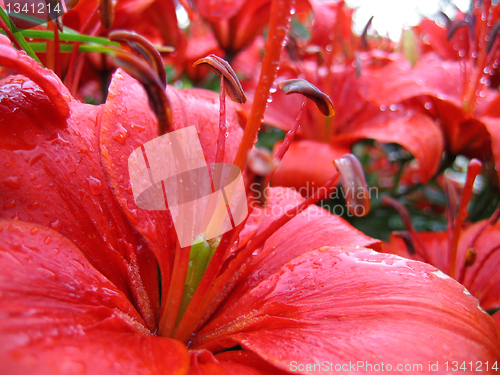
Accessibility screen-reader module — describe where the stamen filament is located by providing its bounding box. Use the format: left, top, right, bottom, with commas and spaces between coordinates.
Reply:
449, 159, 482, 278
0, 16, 22, 50
233, 0, 295, 171
158, 242, 190, 337
216, 78, 227, 165
382, 196, 429, 262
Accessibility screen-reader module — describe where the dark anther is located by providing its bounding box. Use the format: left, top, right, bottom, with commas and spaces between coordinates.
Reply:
113, 52, 173, 135
247, 148, 279, 206
360, 16, 374, 50
447, 13, 475, 41
334, 154, 370, 216
99, 0, 114, 29
393, 231, 416, 256
438, 11, 452, 28
44, 0, 64, 31
193, 55, 247, 104
110, 31, 168, 88
487, 19, 500, 53
279, 79, 334, 117
464, 247, 477, 268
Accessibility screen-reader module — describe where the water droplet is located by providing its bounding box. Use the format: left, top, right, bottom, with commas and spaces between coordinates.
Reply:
290, 7, 296, 15
27, 202, 39, 209
424, 102, 432, 110
131, 123, 146, 132
87, 176, 103, 196
459, 50, 465, 57
45, 236, 51, 245
111, 123, 130, 145
2, 200, 16, 210
380, 105, 387, 111
30, 227, 39, 235
2, 176, 21, 190
389, 104, 397, 111
50, 219, 62, 232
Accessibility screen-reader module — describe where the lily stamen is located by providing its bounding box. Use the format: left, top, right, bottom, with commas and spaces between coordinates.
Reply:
382, 196, 429, 262
110, 31, 169, 87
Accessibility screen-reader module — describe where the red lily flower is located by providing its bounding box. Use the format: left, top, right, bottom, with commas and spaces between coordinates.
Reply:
364, 0, 500, 182
182, 0, 309, 57
239, 0, 444, 195
1, 14, 500, 375
383, 159, 500, 312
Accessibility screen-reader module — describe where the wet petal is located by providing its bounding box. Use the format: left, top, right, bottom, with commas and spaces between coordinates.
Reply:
0, 70, 158, 329
0, 44, 69, 119
271, 140, 349, 196
194, 246, 500, 366
335, 104, 444, 183
360, 54, 462, 108
384, 220, 500, 312
190, 350, 287, 375
223, 187, 379, 305
480, 116, 500, 182
0, 219, 189, 374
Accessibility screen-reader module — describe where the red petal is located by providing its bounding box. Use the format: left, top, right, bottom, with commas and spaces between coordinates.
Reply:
0, 71, 158, 330
480, 116, 500, 182
0, 45, 70, 119
385, 220, 500, 311
193, 0, 247, 21
413, 19, 459, 61
64, 0, 157, 30
0, 220, 189, 374
362, 54, 462, 108
194, 247, 500, 365
271, 140, 349, 196
189, 350, 286, 375
454, 221, 500, 311
335, 104, 444, 183
493, 311, 500, 333
222, 187, 379, 308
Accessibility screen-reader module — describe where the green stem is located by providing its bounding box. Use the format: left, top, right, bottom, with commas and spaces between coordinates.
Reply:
176, 235, 218, 325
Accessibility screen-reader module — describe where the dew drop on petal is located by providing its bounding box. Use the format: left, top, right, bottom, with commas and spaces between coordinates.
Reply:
112, 123, 130, 145
2, 176, 21, 190
87, 176, 103, 196
50, 219, 62, 232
